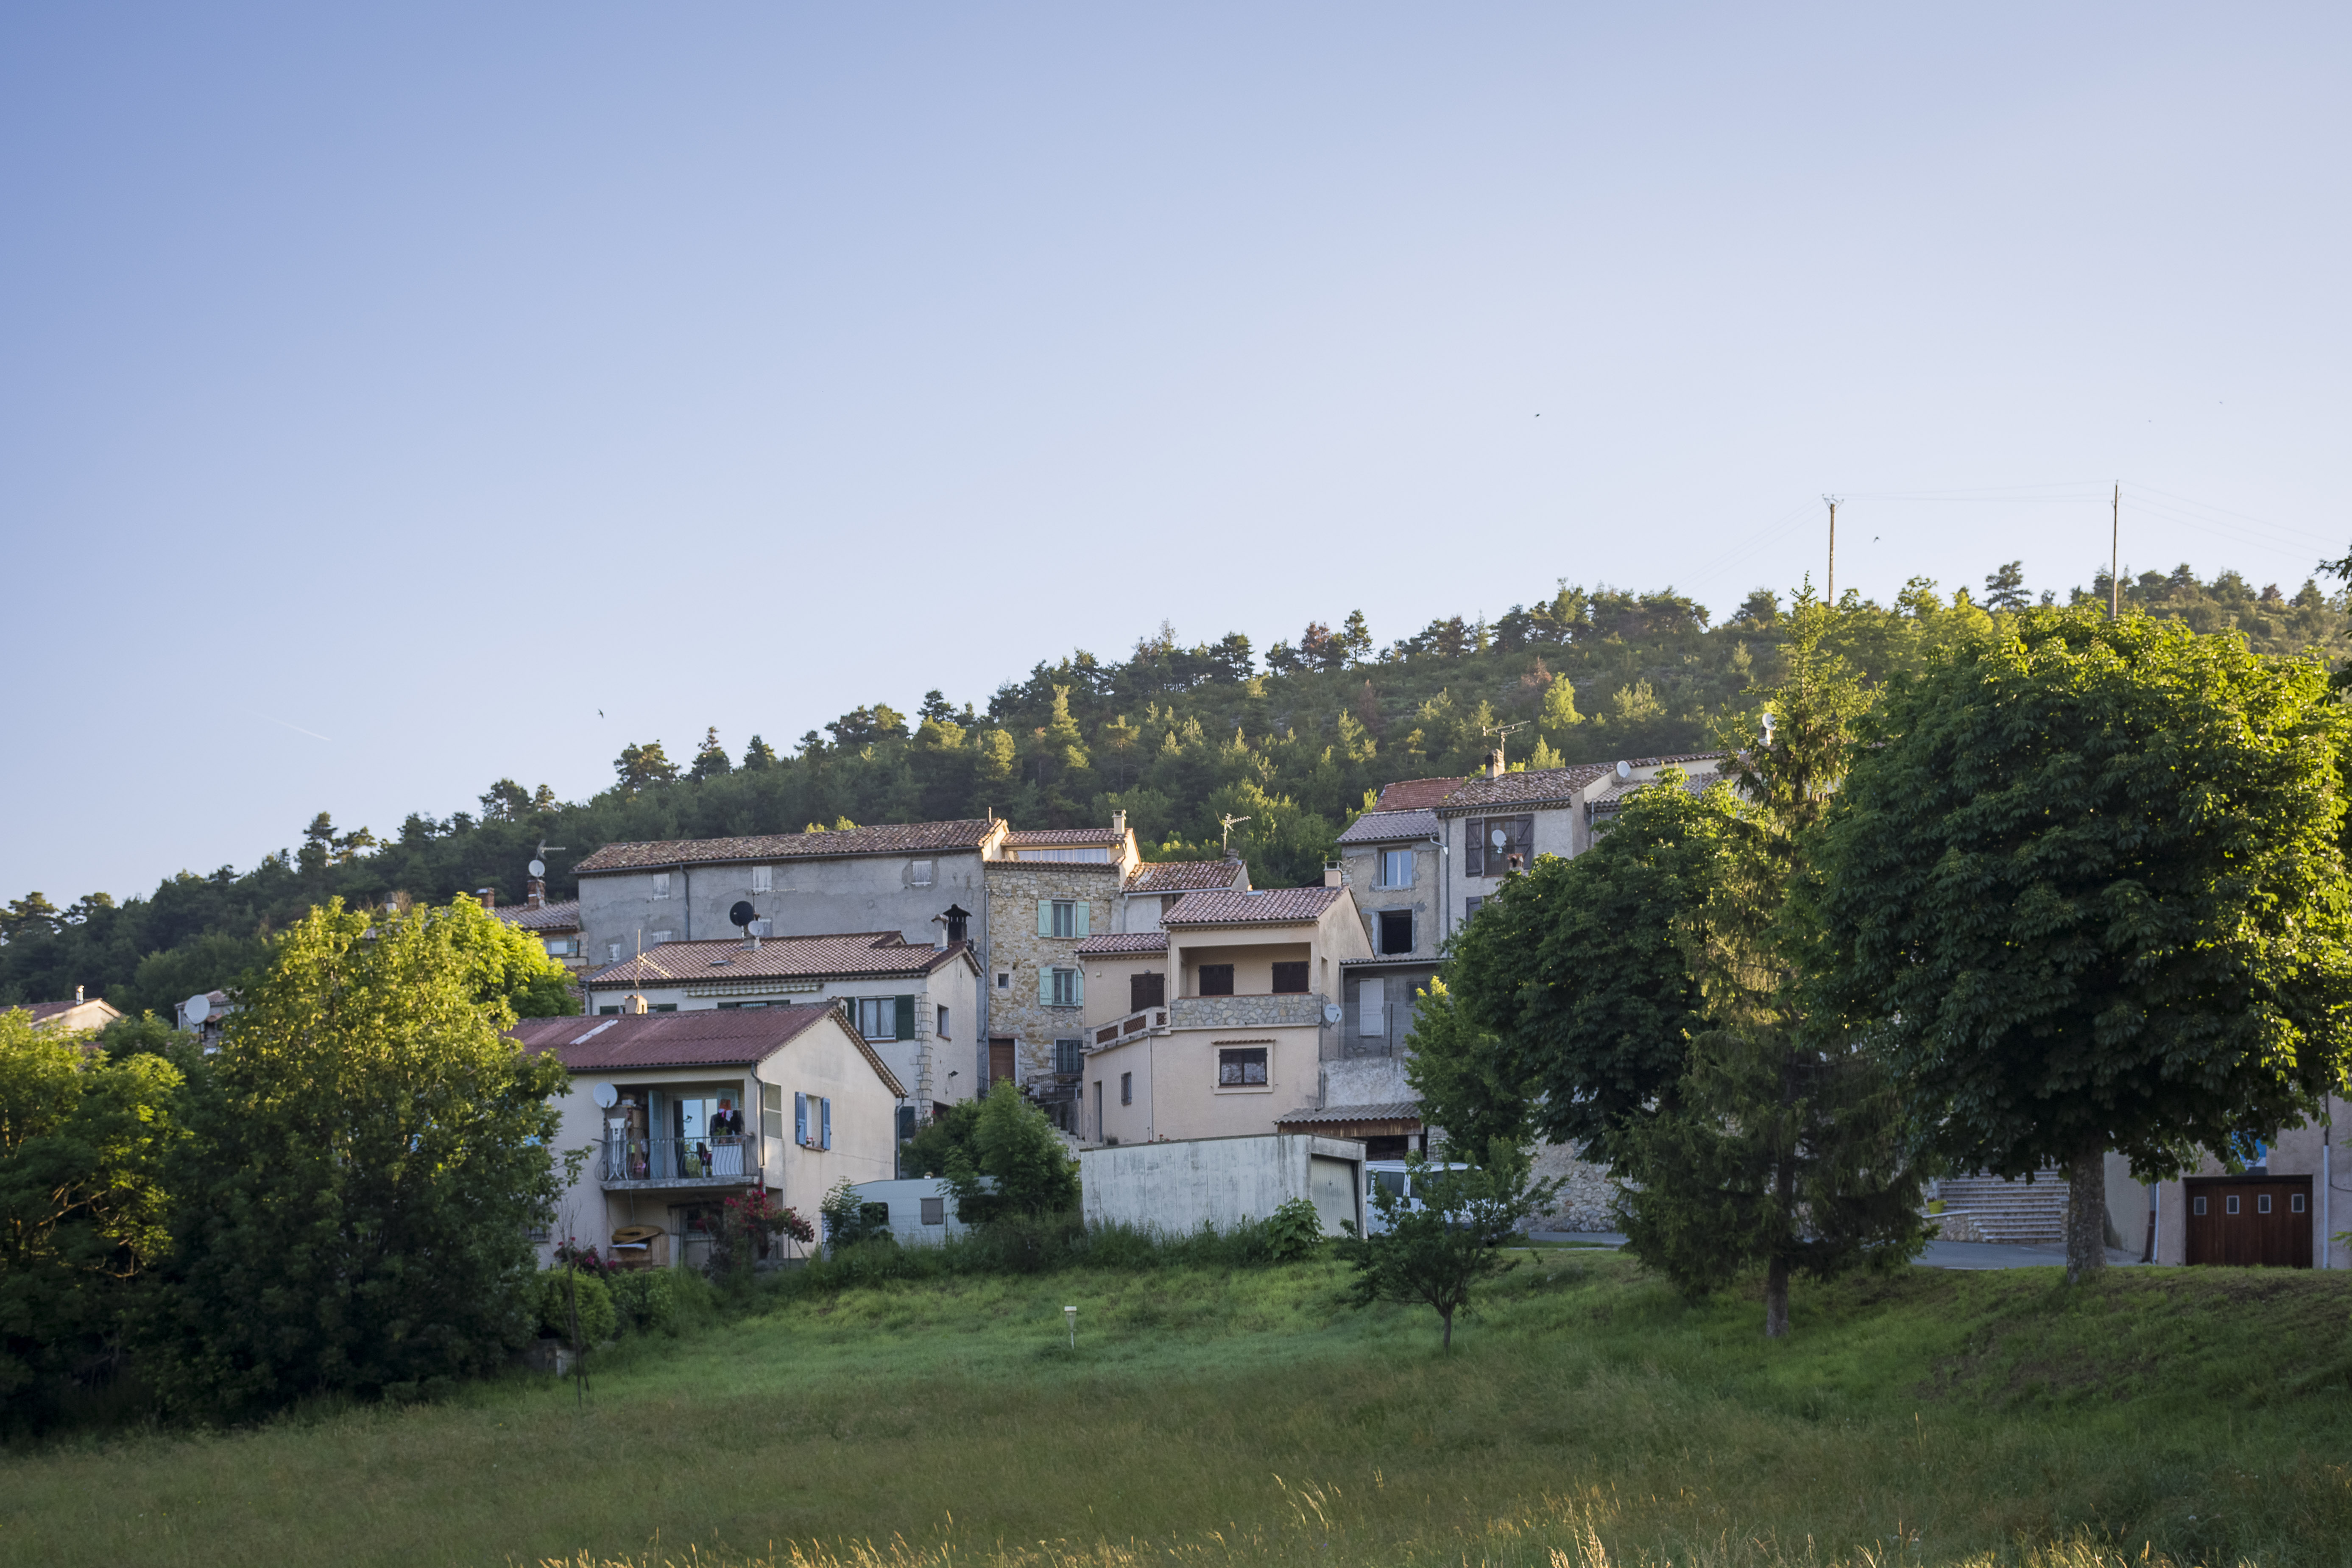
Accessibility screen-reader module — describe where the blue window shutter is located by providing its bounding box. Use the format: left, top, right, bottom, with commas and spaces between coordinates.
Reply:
1040, 967, 1052, 1005
1037, 899, 1052, 937
1074, 901, 1091, 937
795, 1092, 807, 1146
821, 1097, 832, 1150
1072, 967, 1084, 1005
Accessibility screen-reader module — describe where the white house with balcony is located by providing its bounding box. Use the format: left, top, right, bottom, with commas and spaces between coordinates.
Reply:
512, 1005, 904, 1272
1077, 882, 1371, 1147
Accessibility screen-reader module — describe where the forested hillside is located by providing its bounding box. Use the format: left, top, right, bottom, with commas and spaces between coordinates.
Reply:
5, 562, 2343, 1015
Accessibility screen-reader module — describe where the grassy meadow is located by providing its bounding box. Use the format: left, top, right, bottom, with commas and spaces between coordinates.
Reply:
5, 1251, 2352, 1568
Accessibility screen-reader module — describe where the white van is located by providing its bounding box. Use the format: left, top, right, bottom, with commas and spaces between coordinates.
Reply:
1364, 1160, 1471, 1234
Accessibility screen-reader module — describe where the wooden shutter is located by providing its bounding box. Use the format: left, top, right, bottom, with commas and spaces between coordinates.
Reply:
1463, 820, 1483, 878
820, 1097, 832, 1150
895, 994, 915, 1040
1074, 901, 1091, 937
1037, 899, 1052, 937
1071, 968, 1084, 1006
1040, 968, 1053, 1005
795, 1092, 808, 1146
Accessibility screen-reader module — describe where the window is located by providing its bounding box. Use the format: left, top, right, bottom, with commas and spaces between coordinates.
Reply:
598, 1005, 620, 1016
937, 1005, 951, 1039
857, 997, 898, 1040
1046, 967, 1081, 1007
2259, 1193, 2273, 1214
1272, 961, 1309, 994
1198, 964, 1235, 996
910, 859, 934, 887
1130, 971, 1165, 1011
608, 943, 623, 963
2226, 1195, 2240, 1215
751, 865, 773, 893
1463, 815, 1535, 878
1463, 897, 1485, 921
1377, 910, 1413, 955
545, 936, 578, 957
1044, 899, 1081, 939
794, 1093, 833, 1149
761, 1083, 784, 1140
1218, 1046, 1268, 1086
1360, 977, 1387, 1036
920, 1196, 945, 1225
2293, 1192, 2308, 1213
1379, 848, 1414, 888
1055, 1038, 1083, 1075
2193, 1196, 2208, 1216
1120, 1071, 1133, 1105
651, 872, 672, 900
651, 930, 674, 946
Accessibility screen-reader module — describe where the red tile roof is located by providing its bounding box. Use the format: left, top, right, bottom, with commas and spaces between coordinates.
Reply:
584, 933, 972, 988
1126, 860, 1249, 894
1586, 758, 1733, 813
509, 1006, 905, 1095
1375, 777, 1466, 810
493, 898, 580, 932
1075, 931, 1169, 955
1003, 828, 1124, 846
1434, 764, 1613, 812
1163, 887, 1342, 926
573, 820, 997, 874
1336, 809, 1439, 845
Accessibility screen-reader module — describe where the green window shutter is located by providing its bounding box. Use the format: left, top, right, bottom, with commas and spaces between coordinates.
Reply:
1038, 899, 1052, 937
895, 994, 915, 1040
1074, 901, 1091, 937
1072, 968, 1085, 1005
1039, 967, 1052, 1006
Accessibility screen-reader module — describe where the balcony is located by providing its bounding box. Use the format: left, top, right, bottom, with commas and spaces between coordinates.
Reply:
1167, 993, 1329, 1030
600, 1136, 762, 1189
1092, 1007, 1169, 1048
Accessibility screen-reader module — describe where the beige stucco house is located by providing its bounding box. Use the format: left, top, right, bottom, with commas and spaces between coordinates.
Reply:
512, 1005, 904, 1271
1080, 882, 1372, 1147
18, 989, 123, 1034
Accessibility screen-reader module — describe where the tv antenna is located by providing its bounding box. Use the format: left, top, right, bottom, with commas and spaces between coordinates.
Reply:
1482, 720, 1528, 767
530, 839, 567, 881
1823, 495, 1843, 604
1219, 814, 1251, 853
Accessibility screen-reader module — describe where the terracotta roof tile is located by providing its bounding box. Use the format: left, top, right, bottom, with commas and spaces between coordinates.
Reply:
1163, 887, 1341, 926
1336, 808, 1439, 845
1435, 764, 1614, 812
1125, 860, 1249, 894
1375, 777, 1467, 810
1002, 828, 1123, 846
583, 933, 973, 988
509, 1006, 905, 1095
1075, 931, 1169, 955
1587, 758, 1733, 813
574, 820, 996, 874
493, 898, 580, 932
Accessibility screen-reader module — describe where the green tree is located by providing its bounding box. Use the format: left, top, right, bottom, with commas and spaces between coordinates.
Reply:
0, 1010, 183, 1428
741, 734, 778, 770
613, 741, 679, 793
1337, 1138, 1560, 1350
442, 893, 578, 1018
154, 898, 569, 1417
944, 1083, 1077, 1219
687, 726, 733, 781
1814, 606, 2352, 1282
1401, 977, 1529, 1150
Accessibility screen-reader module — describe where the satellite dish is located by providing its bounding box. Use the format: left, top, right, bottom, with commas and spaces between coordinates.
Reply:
1490, 827, 1507, 852
181, 994, 212, 1030
1322, 1003, 1343, 1025
729, 900, 757, 930
592, 1082, 619, 1109
1615, 759, 1632, 780
527, 857, 547, 879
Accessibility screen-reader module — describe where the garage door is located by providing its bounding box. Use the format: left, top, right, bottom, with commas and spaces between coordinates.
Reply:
2185, 1175, 2312, 1267
1309, 1155, 1360, 1236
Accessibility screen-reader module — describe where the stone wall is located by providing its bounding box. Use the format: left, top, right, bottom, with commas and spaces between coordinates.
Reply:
1167, 993, 1327, 1030
1529, 1138, 1620, 1233
982, 861, 1127, 1080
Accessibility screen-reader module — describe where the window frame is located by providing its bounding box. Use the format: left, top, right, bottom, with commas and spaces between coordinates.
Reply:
1050, 966, 1081, 1007
650, 872, 672, 900
1055, 1037, 1084, 1075
857, 996, 898, 1041
937, 1005, 951, 1039
1050, 899, 1079, 939
1197, 963, 1236, 997
751, 865, 773, 893
1379, 847, 1414, 888
1271, 960, 1309, 995
1376, 909, 1413, 955
1216, 1046, 1269, 1088
910, 859, 935, 887
1119, 1071, 1132, 1106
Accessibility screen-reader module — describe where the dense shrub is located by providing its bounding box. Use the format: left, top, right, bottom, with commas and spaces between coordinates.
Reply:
786, 1206, 1330, 1293
531, 1269, 617, 1346
605, 1269, 680, 1336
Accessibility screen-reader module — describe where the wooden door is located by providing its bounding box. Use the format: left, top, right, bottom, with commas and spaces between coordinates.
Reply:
2184, 1176, 2313, 1267
988, 1038, 1016, 1088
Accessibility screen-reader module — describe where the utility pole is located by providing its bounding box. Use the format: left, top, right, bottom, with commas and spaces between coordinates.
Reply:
2109, 483, 2120, 619
1823, 495, 1841, 604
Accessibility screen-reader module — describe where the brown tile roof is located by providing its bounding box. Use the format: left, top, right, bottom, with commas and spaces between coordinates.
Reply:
1375, 777, 1466, 811
1164, 887, 1342, 926
1275, 1101, 1423, 1127
1075, 931, 1169, 956
583, 933, 974, 988
17, 998, 123, 1028
1435, 764, 1614, 812
509, 1006, 905, 1095
573, 820, 997, 874
1002, 828, 1124, 846
1336, 808, 1439, 845
1125, 860, 1248, 894
1587, 758, 1733, 813
493, 898, 580, 933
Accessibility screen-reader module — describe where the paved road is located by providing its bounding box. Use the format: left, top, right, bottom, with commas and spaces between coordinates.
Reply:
1526, 1233, 2151, 1270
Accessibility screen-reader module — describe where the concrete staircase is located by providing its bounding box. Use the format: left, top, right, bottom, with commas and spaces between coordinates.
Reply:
1933, 1169, 2069, 1244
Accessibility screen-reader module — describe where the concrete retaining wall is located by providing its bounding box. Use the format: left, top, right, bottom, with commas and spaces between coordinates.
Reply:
1081, 1133, 1366, 1237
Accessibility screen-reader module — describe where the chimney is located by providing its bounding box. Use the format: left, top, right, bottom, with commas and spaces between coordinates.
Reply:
1322, 862, 1342, 889
526, 876, 545, 911
477, 886, 497, 912
1111, 809, 1127, 838
1487, 748, 1506, 779
626, 992, 648, 1016
75, 985, 84, 1004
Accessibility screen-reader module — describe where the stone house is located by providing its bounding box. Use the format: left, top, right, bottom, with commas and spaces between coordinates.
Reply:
1081, 882, 1372, 1147
512, 1005, 903, 1271
570, 819, 1002, 1085
1333, 778, 1450, 1063
1118, 857, 1251, 931
981, 821, 1144, 1127
578, 931, 982, 1122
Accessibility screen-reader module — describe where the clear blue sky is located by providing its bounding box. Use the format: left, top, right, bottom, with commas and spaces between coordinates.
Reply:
5, 4, 2347, 901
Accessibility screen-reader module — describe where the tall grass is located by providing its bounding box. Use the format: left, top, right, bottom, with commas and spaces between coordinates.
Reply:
787, 1211, 1319, 1291
3, 1254, 2347, 1568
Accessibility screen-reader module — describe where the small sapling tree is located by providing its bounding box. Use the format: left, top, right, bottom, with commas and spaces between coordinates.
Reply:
1338, 1138, 1561, 1350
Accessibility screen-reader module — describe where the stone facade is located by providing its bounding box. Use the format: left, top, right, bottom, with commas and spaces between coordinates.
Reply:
1167, 993, 1327, 1030
1528, 1138, 1621, 1233
982, 860, 1131, 1091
